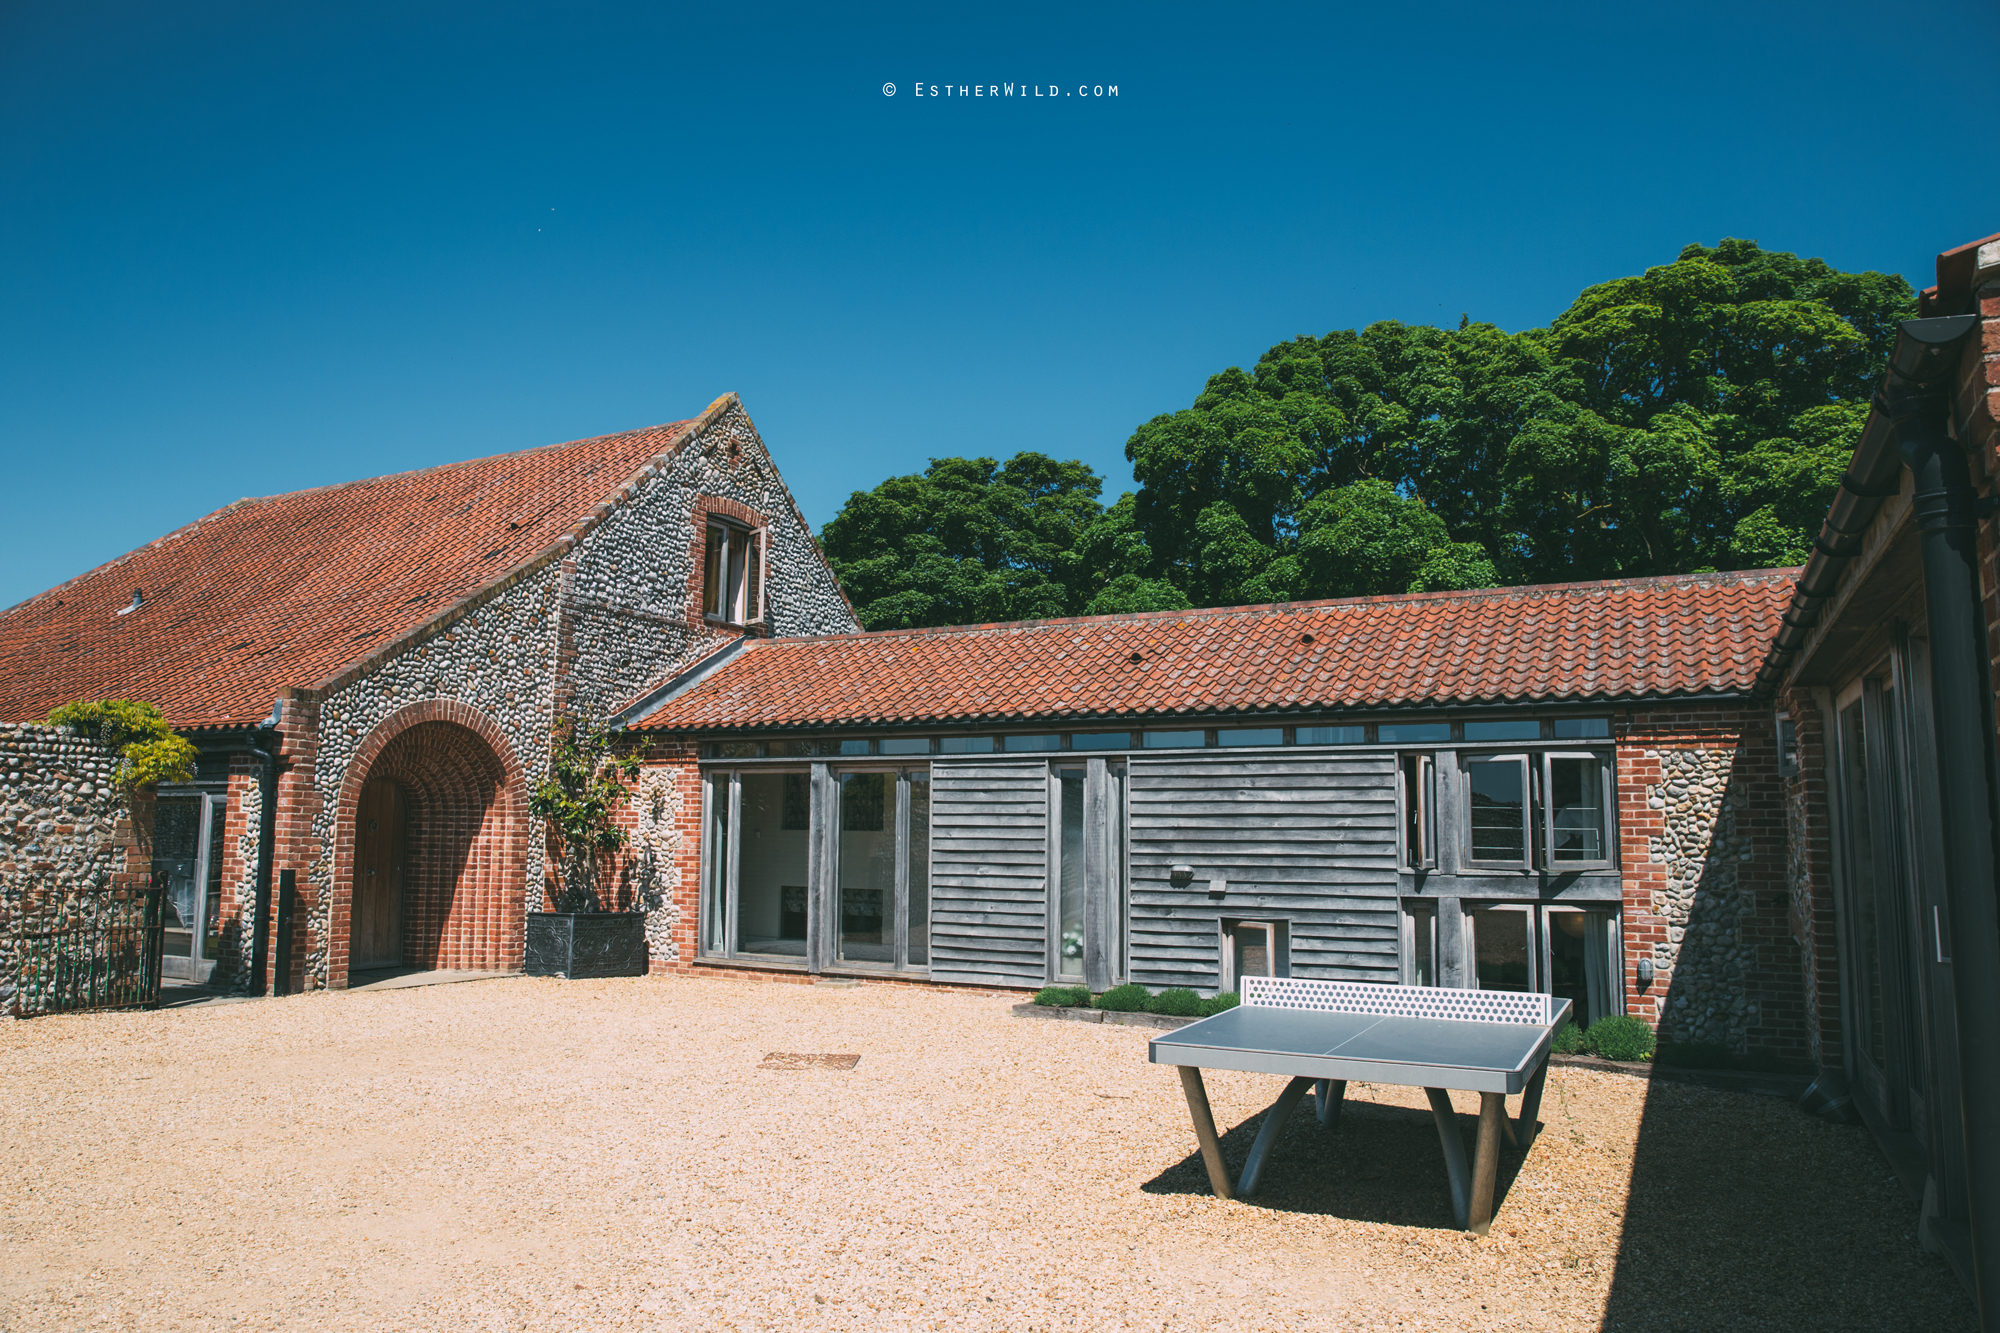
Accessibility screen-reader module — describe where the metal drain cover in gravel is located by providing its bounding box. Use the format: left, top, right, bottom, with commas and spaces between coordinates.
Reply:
759, 1052, 861, 1070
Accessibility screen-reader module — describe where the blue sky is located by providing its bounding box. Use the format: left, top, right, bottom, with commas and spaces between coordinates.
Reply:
3, 0, 1996, 610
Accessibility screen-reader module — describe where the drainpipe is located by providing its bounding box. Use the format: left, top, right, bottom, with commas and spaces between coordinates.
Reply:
1888, 314, 2000, 1326
246, 701, 282, 997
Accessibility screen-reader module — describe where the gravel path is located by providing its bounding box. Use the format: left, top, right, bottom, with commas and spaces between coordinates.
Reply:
0, 975, 1973, 1332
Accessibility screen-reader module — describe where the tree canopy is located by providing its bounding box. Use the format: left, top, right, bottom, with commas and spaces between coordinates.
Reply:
822, 239, 1914, 630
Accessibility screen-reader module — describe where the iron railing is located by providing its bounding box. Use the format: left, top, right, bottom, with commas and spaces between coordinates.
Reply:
10, 888, 166, 1017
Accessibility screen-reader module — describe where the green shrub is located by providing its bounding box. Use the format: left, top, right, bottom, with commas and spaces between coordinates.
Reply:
46, 699, 196, 788
1584, 1015, 1656, 1062
1147, 987, 1203, 1017
1095, 983, 1151, 1012
1551, 1021, 1586, 1056
1032, 985, 1091, 1007
1196, 991, 1241, 1017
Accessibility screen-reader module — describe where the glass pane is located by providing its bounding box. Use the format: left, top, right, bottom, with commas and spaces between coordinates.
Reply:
1232, 923, 1273, 982
1399, 754, 1434, 868
1465, 719, 1540, 741
1380, 722, 1451, 743
703, 774, 730, 954
1297, 726, 1364, 744
725, 530, 747, 620
907, 773, 930, 966
879, 737, 929, 756
1548, 756, 1606, 862
745, 533, 761, 619
1217, 728, 1283, 747
838, 739, 872, 756
1057, 768, 1085, 978
710, 741, 759, 759
1466, 756, 1528, 862
203, 797, 226, 964
838, 773, 894, 964
1840, 701, 1887, 1066
1004, 735, 1059, 752
1471, 907, 1531, 991
768, 739, 816, 757
1547, 909, 1591, 1027
1142, 731, 1205, 748
703, 526, 725, 617
1407, 904, 1437, 986
155, 796, 201, 958
1554, 717, 1611, 739
738, 773, 810, 958
939, 736, 993, 754
1069, 732, 1131, 750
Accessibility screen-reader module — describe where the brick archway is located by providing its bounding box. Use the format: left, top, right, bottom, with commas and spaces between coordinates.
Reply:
331, 701, 528, 987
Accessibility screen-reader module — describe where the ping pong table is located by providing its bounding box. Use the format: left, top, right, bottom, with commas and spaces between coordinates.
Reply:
1148, 975, 1570, 1235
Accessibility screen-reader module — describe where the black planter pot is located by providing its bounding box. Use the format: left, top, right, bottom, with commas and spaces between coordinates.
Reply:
524, 912, 650, 979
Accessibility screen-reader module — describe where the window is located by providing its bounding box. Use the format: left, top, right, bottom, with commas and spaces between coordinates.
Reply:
700, 765, 930, 972
1049, 760, 1127, 987
879, 737, 931, 756
1217, 727, 1284, 747
1403, 903, 1437, 986
1553, 717, 1611, 739
1464, 719, 1540, 742
702, 519, 762, 624
1142, 730, 1206, 748
1004, 734, 1059, 752
1464, 754, 1532, 868
939, 736, 994, 754
1544, 753, 1610, 866
1399, 753, 1437, 869
1069, 732, 1132, 750
1297, 725, 1366, 744
1776, 712, 1799, 778
1415, 901, 1621, 1026
1220, 919, 1290, 992
1381, 722, 1451, 743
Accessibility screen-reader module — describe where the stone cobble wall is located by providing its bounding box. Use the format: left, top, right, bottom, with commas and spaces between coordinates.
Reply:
0, 724, 151, 1014
1619, 708, 1804, 1066
290, 399, 854, 988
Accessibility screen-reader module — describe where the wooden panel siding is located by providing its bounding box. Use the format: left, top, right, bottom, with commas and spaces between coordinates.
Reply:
1128, 753, 1400, 989
929, 760, 1049, 987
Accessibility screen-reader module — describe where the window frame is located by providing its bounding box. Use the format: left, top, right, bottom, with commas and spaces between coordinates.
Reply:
702, 518, 764, 627
1541, 750, 1614, 871
1461, 751, 1535, 871
1398, 752, 1438, 870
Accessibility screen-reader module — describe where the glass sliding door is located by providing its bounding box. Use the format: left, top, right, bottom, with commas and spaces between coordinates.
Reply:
1544, 907, 1617, 1029
907, 772, 930, 967
837, 772, 895, 964
702, 772, 731, 956
738, 772, 810, 958
156, 792, 225, 983
1055, 767, 1086, 980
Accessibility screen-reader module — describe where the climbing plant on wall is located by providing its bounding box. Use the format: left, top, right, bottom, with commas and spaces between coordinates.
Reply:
530, 715, 641, 912
46, 699, 196, 788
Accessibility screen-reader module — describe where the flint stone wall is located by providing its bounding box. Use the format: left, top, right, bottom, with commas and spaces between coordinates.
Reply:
0, 724, 151, 1014
298, 402, 856, 987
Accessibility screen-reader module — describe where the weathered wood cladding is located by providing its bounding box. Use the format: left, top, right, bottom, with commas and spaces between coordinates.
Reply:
928, 760, 1049, 987
1127, 753, 1400, 988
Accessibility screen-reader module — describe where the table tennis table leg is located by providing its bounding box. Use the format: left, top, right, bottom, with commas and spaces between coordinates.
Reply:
1176, 1066, 1235, 1201
1468, 1091, 1505, 1236
1423, 1088, 1472, 1231
1515, 1057, 1549, 1149
1238, 1076, 1314, 1197
1315, 1078, 1346, 1130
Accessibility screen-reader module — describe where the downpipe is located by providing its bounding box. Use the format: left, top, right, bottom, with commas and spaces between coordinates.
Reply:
1900, 407, 2000, 1330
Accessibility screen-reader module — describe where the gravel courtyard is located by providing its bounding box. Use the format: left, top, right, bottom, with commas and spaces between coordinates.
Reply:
0, 975, 1973, 1332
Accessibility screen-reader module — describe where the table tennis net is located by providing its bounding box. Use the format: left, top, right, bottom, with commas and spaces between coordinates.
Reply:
1241, 976, 1554, 1026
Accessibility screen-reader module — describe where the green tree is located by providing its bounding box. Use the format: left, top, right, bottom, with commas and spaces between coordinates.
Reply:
820, 453, 1110, 630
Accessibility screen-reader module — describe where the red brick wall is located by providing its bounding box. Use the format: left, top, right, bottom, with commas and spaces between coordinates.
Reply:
324, 700, 527, 988
267, 691, 322, 995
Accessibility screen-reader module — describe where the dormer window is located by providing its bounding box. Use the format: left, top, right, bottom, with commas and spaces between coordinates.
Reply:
703, 519, 761, 625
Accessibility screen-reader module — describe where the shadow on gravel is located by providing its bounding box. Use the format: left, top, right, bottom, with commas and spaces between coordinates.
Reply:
1140, 1092, 1526, 1230
1599, 1077, 1976, 1332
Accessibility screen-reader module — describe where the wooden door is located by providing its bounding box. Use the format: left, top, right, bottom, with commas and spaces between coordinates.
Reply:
353, 778, 406, 969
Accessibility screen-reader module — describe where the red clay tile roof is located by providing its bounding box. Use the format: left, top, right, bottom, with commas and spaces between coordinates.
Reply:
634, 569, 1798, 732
0, 419, 697, 729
